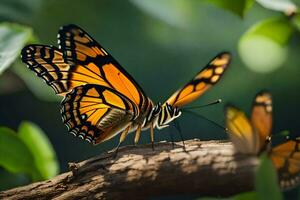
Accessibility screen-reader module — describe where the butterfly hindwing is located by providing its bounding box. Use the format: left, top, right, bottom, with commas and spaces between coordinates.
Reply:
251, 90, 272, 150
166, 52, 231, 108
57, 24, 149, 111
61, 84, 138, 144
271, 137, 300, 189
225, 105, 260, 154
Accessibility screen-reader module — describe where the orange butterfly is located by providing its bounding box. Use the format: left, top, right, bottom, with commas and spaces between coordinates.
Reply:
21, 24, 231, 148
225, 91, 300, 189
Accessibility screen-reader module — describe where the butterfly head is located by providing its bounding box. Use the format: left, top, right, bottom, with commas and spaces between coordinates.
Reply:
155, 102, 181, 129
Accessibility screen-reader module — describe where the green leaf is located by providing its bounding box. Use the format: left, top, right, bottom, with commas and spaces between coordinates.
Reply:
238, 17, 294, 73
292, 13, 300, 32
256, 0, 298, 14
232, 192, 259, 200
199, 192, 258, 200
207, 0, 255, 18
255, 154, 283, 200
243, 17, 294, 45
18, 121, 59, 180
0, 127, 38, 178
0, 22, 33, 74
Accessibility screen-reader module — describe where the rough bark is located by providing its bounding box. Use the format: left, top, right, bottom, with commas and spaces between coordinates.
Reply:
0, 139, 259, 200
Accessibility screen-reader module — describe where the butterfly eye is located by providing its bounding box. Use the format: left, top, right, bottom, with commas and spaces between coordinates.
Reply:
167, 104, 174, 116
166, 103, 172, 110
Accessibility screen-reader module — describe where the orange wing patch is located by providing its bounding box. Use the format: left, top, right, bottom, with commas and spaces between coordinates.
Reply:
166, 52, 231, 108
102, 63, 141, 106
61, 84, 137, 144
102, 89, 127, 109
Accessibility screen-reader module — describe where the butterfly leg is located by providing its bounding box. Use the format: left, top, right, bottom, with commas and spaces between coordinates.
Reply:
111, 125, 131, 158
168, 126, 175, 149
173, 120, 186, 151
134, 125, 142, 146
150, 122, 155, 151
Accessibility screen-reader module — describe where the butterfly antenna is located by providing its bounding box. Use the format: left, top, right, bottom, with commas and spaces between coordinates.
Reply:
183, 99, 222, 110
183, 110, 227, 132
173, 120, 186, 151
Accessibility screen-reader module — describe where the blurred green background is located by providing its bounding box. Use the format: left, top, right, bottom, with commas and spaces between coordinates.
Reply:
1, 0, 300, 199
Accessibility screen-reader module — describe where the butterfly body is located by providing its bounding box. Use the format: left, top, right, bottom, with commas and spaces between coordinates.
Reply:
21, 24, 231, 146
142, 103, 182, 130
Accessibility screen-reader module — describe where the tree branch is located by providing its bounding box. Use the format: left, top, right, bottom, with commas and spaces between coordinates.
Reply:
0, 139, 259, 200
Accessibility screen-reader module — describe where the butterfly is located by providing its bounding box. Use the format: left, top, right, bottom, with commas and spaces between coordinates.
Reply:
225, 91, 300, 189
21, 24, 231, 148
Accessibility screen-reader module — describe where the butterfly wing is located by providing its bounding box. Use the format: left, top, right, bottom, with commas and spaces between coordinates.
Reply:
225, 105, 260, 154
165, 52, 231, 108
57, 24, 150, 111
21, 45, 77, 95
61, 84, 138, 144
21, 44, 112, 96
270, 137, 300, 189
251, 91, 272, 151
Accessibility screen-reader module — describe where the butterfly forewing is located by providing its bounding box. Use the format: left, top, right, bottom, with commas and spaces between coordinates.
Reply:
57, 24, 149, 111
21, 44, 112, 95
271, 137, 300, 190
21, 45, 73, 95
251, 91, 272, 150
225, 105, 260, 154
61, 84, 137, 144
166, 52, 231, 108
